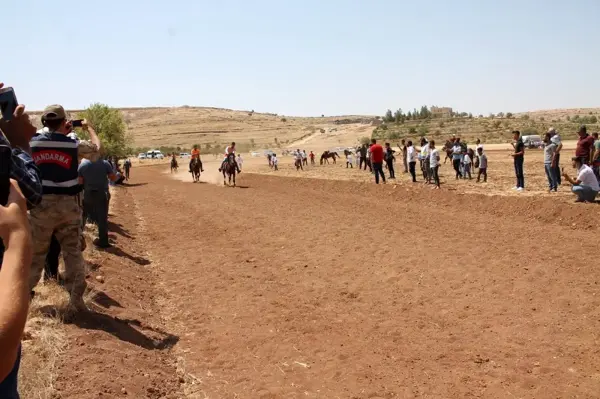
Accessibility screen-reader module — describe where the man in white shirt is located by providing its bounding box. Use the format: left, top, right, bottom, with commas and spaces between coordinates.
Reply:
420, 138, 431, 183
429, 140, 441, 189
406, 140, 417, 182
219, 142, 240, 173
271, 154, 279, 171
236, 154, 243, 170
562, 156, 599, 203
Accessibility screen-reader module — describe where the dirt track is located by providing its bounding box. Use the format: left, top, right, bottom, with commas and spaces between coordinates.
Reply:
47, 165, 600, 398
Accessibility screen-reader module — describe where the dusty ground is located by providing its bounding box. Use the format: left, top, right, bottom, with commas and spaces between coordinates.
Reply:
22, 144, 600, 398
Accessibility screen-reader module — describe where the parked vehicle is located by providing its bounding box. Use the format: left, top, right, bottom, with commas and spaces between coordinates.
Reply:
522, 135, 543, 149
146, 150, 165, 159
138, 153, 147, 159
179, 152, 191, 158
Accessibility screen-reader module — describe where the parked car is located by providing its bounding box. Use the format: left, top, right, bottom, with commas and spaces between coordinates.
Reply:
179, 152, 191, 158
138, 153, 147, 159
522, 135, 543, 149
146, 150, 165, 159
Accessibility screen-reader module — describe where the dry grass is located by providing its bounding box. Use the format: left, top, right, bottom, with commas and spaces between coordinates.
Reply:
19, 281, 68, 399
18, 221, 100, 398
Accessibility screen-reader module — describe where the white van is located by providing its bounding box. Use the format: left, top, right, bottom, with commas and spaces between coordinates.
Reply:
146, 150, 164, 159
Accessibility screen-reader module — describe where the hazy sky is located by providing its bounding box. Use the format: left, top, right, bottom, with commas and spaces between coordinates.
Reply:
5, 0, 599, 116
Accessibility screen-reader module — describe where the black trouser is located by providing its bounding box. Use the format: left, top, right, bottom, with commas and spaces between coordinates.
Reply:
453, 158, 463, 179
346, 161, 353, 168
44, 233, 61, 280
553, 153, 561, 185
373, 162, 385, 184
409, 161, 417, 182
514, 156, 524, 188
432, 165, 440, 187
386, 159, 395, 178
125, 167, 130, 179
360, 157, 367, 170
84, 190, 109, 246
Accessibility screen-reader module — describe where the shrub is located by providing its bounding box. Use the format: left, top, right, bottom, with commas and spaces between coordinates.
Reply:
281, 117, 287, 122
408, 127, 417, 134
77, 103, 131, 158
506, 112, 513, 118
493, 121, 502, 129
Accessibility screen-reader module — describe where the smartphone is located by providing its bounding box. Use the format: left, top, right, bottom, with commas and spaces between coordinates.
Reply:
71, 119, 83, 128
0, 87, 18, 121
0, 145, 11, 206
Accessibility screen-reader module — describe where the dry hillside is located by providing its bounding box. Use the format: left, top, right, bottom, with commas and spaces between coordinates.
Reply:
28, 106, 600, 153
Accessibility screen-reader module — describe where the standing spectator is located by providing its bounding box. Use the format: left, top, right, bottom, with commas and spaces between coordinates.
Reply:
384, 142, 395, 179
236, 153, 243, 171
123, 158, 132, 180
366, 145, 372, 172
462, 150, 472, 180
406, 140, 417, 182
548, 128, 562, 185
302, 150, 308, 166
476, 138, 483, 152
562, 157, 599, 203
543, 133, 558, 192
346, 151, 353, 168
359, 144, 368, 170
28, 105, 101, 313
476, 147, 487, 183
400, 139, 408, 173
575, 125, 594, 165
309, 151, 315, 165
451, 139, 463, 179
271, 153, 278, 170
429, 140, 441, 189
592, 132, 600, 182
511, 130, 525, 191
78, 157, 118, 248
0, 180, 33, 398
294, 150, 304, 171
420, 138, 431, 183
369, 139, 385, 184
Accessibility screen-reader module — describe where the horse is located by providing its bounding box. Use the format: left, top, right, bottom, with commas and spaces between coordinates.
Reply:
222, 153, 237, 187
190, 157, 201, 183
170, 157, 178, 173
320, 151, 339, 165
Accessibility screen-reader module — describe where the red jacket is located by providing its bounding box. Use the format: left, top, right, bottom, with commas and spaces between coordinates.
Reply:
370, 144, 384, 163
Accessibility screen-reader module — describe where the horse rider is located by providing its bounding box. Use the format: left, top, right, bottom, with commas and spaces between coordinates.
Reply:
189, 145, 203, 172
219, 142, 241, 173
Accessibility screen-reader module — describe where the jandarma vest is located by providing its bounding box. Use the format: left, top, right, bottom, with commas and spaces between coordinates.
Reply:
30, 132, 80, 195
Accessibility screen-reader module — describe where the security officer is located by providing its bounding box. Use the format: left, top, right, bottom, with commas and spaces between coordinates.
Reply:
29, 105, 101, 313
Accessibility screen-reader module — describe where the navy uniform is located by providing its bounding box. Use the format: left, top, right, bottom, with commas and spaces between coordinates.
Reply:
28, 105, 98, 310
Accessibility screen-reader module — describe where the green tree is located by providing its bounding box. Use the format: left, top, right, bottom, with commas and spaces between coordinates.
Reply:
393, 108, 404, 124
388, 131, 400, 140
359, 136, 371, 145
506, 112, 513, 119
468, 113, 473, 119
384, 109, 393, 123
78, 103, 131, 157
591, 115, 598, 124
418, 125, 429, 136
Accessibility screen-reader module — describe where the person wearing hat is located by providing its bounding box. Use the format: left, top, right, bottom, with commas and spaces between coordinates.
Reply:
28, 104, 101, 313
575, 125, 594, 166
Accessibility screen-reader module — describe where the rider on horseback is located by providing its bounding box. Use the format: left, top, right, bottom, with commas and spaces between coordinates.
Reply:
218, 142, 241, 173
189, 145, 204, 173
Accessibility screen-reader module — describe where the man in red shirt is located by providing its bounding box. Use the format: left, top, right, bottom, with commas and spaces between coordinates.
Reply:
576, 125, 594, 165
369, 139, 386, 184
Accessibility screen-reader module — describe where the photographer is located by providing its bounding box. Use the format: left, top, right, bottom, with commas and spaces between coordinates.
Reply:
28, 105, 101, 313
0, 180, 32, 396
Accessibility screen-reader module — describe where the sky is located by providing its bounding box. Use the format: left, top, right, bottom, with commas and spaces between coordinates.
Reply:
5, 0, 600, 116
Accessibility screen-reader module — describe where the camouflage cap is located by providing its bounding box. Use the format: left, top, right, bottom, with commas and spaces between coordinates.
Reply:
42, 104, 66, 121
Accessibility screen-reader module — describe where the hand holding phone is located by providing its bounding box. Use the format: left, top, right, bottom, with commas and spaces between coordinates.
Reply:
0, 87, 18, 121
71, 119, 83, 128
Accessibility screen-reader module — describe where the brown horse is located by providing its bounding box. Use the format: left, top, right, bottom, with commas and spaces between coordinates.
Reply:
320, 151, 339, 165
170, 156, 178, 173
190, 157, 201, 182
222, 153, 238, 187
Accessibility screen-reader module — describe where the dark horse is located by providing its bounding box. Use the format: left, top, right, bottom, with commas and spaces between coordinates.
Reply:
170, 156, 178, 173
222, 153, 238, 187
190, 157, 201, 182
320, 151, 339, 165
